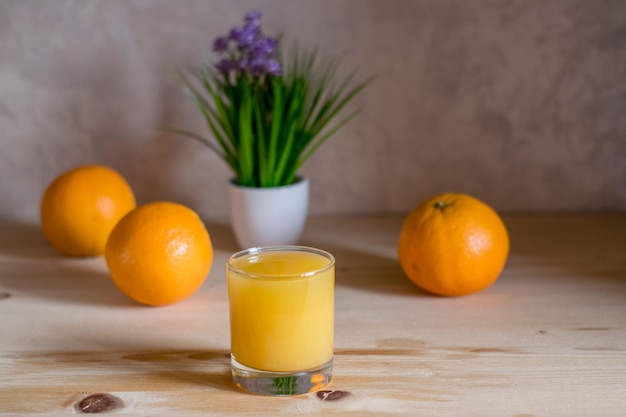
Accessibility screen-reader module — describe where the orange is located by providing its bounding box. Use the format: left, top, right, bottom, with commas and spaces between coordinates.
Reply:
398, 193, 509, 296
105, 201, 213, 306
40, 165, 136, 257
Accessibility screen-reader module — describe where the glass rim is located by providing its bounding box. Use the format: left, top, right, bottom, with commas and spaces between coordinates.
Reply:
227, 245, 335, 279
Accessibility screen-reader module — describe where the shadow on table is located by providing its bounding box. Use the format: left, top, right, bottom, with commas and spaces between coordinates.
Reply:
202, 220, 240, 253
16, 348, 237, 394
0, 220, 428, 301
0, 220, 241, 257
503, 214, 626, 283
0, 220, 237, 307
300, 238, 430, 297
0, 260, 137, 307
0, 221, 138, 307
124, 349, 237, 393
0, 221, 59, 258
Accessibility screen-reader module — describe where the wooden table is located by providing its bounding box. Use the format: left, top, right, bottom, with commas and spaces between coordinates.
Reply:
1, 215, 625, 416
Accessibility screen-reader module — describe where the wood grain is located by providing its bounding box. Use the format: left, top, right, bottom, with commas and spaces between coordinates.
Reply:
0, 215, 625, 416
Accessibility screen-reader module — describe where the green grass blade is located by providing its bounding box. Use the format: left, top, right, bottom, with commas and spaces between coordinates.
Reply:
170, 85, 238, 165
273, 83, 303, 184
281, 132, 310, 185
273, 118, 298, 185
194, 71, 238, 147
268, 77, 284, 183
298, 108, 361, 168
309, 75, 374, 138
156, 127, 237, 172
306, 68, 358, 133
253, 93, 270, 187
194, 98, 237, 162
237, 85, 254, 186
300, 56, 341, 129
179, 71, 238, 159
201, 77, 235, 142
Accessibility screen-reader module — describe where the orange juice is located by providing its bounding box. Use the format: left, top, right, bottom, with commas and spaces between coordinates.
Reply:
228, 247, 334, 372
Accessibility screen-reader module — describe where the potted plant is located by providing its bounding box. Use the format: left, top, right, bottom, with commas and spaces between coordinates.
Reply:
163, 11, 370, 248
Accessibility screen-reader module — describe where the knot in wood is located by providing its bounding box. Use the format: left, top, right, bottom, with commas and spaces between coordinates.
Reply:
75, 393, 123, 413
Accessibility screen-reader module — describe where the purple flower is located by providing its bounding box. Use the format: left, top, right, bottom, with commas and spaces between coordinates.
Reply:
212, 11, 282, 80
251, 37, 277, 58
265, 59, 281, 76
213, 36, 229, 53
228, 27, 244, 44
249, 57, 267, 76
245, 11, 261, 27
235, 58, 248, 70
229, 24, 259, 47
216, 58, 234, 75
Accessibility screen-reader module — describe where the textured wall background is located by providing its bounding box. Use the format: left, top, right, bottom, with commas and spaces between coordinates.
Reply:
1, 0, 625, 224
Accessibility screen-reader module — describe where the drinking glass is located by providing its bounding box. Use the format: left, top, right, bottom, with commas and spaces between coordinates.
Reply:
227, 246, 335, 395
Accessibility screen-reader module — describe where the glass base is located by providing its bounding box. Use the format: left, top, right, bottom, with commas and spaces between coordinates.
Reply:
231, 356, 333, 396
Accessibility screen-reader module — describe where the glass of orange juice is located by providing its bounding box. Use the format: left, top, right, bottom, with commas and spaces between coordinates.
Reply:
227, 245, 335, 396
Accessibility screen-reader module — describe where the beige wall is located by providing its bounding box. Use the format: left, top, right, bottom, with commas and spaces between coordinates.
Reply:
1, 0, 625, 223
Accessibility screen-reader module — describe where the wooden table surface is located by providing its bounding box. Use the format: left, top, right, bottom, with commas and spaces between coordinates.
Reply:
1, 215, 625, 416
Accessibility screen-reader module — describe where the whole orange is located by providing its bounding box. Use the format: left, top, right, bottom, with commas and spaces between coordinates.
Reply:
398, 193, 509, 296
105, 201, 213, 306
40, 165, 136, 257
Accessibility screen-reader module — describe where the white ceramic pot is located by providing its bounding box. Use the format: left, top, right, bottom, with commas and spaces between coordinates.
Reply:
228, 177, 309, 249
